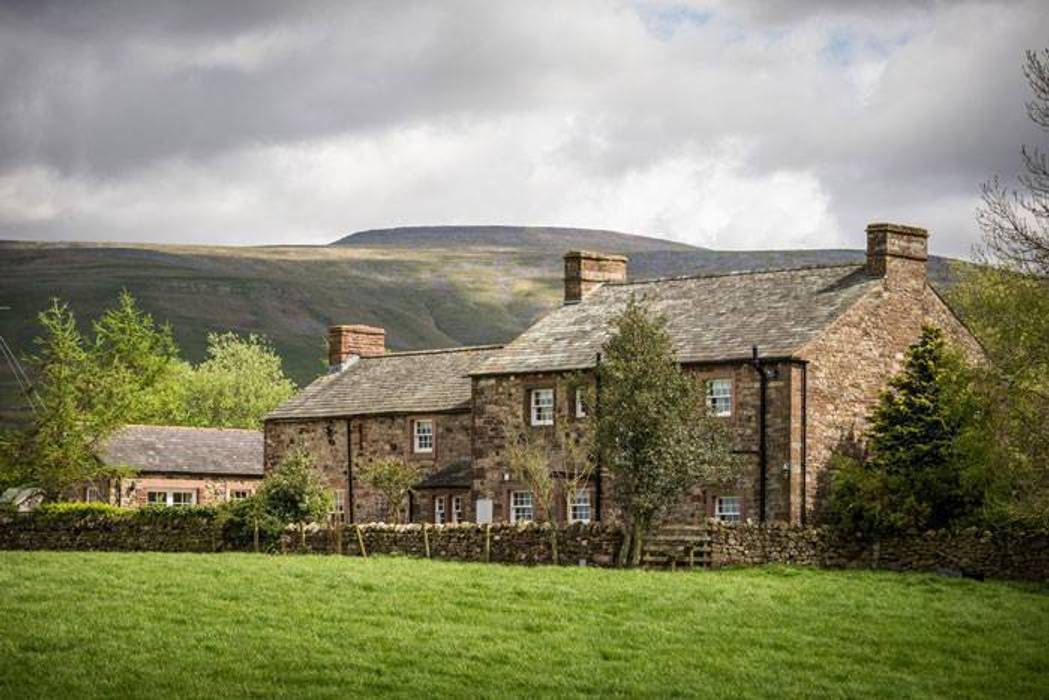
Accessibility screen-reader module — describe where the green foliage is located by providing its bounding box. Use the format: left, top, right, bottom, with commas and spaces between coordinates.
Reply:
950, 267, 1049, 526
35, 502, 126, 518
596, 295, 743, 565
356, 457, 421, 524
215, 496, 285, 552
180, 332, 296, 429
258, 446, 333, 530
827, 327, 984, 536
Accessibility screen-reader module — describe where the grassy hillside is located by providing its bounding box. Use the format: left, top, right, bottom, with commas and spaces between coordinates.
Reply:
1, 553, 1046, 698
0, 226, 961, 420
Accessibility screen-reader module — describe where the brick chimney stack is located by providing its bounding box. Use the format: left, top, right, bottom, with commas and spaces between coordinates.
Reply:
865, 222, 928, 293
328, 324, 385, 371
563, 250, 628, 304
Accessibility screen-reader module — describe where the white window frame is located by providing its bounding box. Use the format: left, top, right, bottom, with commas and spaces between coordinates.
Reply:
510, 490, 534, 523
414, 419, 434, 454
706, 378, 733, 417
452, 496, 463, 524
332, 490, 346, 523
147, 490, 197, 507
575, 386, 587, 418
530, 388, 554, 426
715, 496, 742, 522
434, 496, 446, 524
229, 489, 252, 502
85, 485, 101, 502
570, 489, 591, 523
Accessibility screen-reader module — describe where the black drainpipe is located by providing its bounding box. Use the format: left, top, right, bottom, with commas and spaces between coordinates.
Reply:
346, 418, 355, 524
751, 346, 767, 523
800, 361, 808, 527
594, 352, 603, 522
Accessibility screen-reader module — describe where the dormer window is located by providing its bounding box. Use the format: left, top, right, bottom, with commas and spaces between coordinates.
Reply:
706, 379, 732, 417
413, 419, 434, 453
530, 388, 554, 426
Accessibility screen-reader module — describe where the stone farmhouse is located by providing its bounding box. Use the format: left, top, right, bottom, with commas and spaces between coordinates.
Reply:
88, 425, 263, 507
264, 223, 982, 527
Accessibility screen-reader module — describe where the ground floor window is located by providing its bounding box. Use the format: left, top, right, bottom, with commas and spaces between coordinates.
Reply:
452, 496, 463, 524
715, 496, 742, 522
510, 490, 534, 523
435, 496, 446, 524
85, 485, 102, 502
147, 490, 196, 507
570, 489, 591, 523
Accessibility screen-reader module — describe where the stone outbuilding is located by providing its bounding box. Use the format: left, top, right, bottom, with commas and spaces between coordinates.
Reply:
265, 222, 982, 526
87, 425, 264, 507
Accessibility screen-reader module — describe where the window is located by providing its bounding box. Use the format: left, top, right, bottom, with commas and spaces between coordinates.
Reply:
452, 496, 463, 524
414, 419, 434, 453
85, 485, 101, 502
715, 496, 742, 522
570, 489, 591, 523
147, 490, 196, 507
575, 386, 588, 418
530, 388, 554, 426
230, 490, 252, 501
332, 491, 346, 523
510, 491, 534, 522
434, 496, 446, 524
706, 378, 732, 417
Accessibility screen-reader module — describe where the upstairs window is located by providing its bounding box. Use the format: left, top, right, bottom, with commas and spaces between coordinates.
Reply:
715, 496, 742, 522
706, 379, 733, 417
434, 496, 446, 524
414, 419, 434, 453
570, 490, 591, 523
575, 386, 588, 418
530, 388, 554, 426
510, 490, 534, 522
230, 489, 252, 501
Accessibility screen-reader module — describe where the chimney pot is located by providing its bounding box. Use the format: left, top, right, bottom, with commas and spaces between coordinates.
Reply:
865, 222, 928, 292
563, 250, 628, 304
328, 324, 385, 371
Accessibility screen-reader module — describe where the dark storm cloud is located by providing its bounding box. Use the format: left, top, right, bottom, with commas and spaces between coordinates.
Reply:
0, 0, 1045, 255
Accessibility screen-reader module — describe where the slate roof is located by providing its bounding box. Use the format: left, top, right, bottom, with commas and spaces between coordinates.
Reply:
267, 345, 501, 420
414, 459, 473, 490
473, 265, 882, 375
100, 425, 264, 477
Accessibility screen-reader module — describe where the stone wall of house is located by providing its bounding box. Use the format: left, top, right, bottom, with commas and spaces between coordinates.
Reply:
798, 279, 987, 524
117, 475, 261, 507
470, 363, 798, 525
264, 411, 473, 524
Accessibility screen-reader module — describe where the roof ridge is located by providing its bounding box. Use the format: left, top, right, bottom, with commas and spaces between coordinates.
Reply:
121, 424, 261, 434
610, 263, 867, 288
365, 344, 504, 359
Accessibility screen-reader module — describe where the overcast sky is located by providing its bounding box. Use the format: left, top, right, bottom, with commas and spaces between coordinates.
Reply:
0, 0, 1045, 256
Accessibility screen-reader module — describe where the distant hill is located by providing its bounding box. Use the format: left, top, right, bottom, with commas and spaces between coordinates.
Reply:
0, 226, 962, 422
333, 225, 701, 252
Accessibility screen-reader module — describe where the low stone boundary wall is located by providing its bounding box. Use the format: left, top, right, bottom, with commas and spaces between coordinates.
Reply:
289, 522, 623, 567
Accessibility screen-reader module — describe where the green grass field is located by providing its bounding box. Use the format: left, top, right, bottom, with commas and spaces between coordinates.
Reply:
0, 553, 1045, 698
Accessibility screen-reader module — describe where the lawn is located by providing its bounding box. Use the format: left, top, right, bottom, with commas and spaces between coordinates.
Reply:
0, 553, 1046, 698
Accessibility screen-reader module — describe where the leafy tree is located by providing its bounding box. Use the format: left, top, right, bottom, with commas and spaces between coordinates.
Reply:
182, 332, 296, 429
356, 457, 421, 524
258, 446, 334, 546
596, 296, 742, 567
0, 301, 124, 500
827, 327, 983, 536
949, 48, 1049, 526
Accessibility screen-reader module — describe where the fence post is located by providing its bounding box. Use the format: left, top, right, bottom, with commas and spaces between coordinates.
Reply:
355, 524, 368, 558
423, 524, 431, 559
484, 523, 491, 563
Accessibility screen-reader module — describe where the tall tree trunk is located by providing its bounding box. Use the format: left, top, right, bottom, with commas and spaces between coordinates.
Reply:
618, 523, 633, 568
549, 527, 559, 566
629, 519, 646, 568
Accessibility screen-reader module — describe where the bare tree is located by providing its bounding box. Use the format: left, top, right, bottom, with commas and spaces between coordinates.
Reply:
978, 49, 1049, 274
